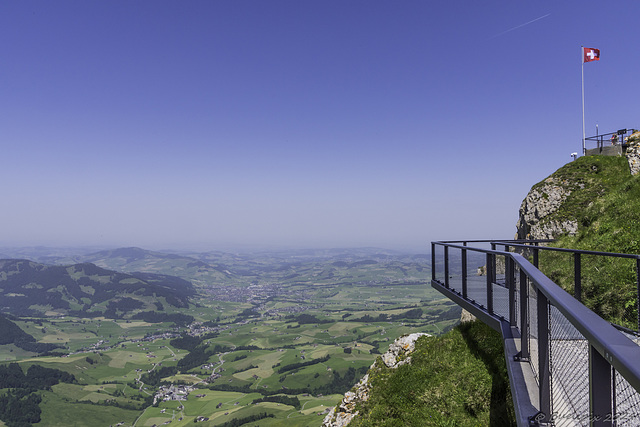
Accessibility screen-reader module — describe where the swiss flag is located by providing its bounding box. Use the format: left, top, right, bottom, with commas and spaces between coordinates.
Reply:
583, 47, 600, 63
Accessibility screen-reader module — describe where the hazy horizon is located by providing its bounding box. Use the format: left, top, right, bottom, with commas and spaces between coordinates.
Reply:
0, 242, 434, 257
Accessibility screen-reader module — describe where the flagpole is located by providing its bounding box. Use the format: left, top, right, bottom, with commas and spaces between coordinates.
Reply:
581, 46, 586, 156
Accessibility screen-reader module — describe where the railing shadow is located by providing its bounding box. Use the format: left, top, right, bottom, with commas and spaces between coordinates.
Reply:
458, 319, 516, 426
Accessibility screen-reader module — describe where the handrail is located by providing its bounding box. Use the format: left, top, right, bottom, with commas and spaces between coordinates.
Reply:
494, 240, 640, 260
437, 239, 640, 331
583, 128, 637, 150
513, 252, 640, 392
431, 240, 640, 426
495, 240, 640, 332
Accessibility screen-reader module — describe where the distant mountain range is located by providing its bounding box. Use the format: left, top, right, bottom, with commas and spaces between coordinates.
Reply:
0, 259, 194, 317
4, 246, 237, 288
0, 246, 429, 290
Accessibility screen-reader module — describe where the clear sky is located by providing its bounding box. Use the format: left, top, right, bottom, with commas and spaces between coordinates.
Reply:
1, 1, 638, 252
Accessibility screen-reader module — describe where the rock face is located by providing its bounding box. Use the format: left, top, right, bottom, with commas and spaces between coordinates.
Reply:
625, 131, 640, 176
515, 177, 579, 240
460, 309, 476, 323
322, 332, 430, 427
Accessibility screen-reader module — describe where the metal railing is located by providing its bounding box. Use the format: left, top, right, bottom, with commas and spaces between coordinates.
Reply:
584, 129, 637, 152
431, 239, 640, 426
492, 240, 640, 333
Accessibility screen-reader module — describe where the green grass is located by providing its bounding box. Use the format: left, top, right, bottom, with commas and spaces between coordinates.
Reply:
530, 155, 630, 226
349, 320, 515, 427
535, 155, 640, 328
0, 344, 36, 362
39, 390, 140, 427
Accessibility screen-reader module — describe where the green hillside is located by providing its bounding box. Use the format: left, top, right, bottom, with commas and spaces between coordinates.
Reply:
350, 320, 515, 427
81, 247, 236, 288
534, 156, 640, 328
0, 260, 194, 317
531, 156, 630, 227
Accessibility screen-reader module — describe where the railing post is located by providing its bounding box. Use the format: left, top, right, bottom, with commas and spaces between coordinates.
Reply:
490, 243, 497, 285
507, 256, 516, 326
537, 289, 551, 421
589, 345, 612, 425
462, 246, 468, 299
533, 245, 539, 268
486, 253, 493, 313
444, 246, 449, 289
431, 242, 436, 282
612, 365, 616, 424
575, 253, 582, 301
519, 267, 529, 360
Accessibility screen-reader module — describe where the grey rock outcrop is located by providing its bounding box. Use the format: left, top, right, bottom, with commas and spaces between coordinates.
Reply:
322, 332, 430, 427
625, 131, 640, 175
460, 309, 476, 323
515, 177, 579, 240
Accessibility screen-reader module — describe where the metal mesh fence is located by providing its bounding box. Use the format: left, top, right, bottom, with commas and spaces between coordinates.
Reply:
614, 369, 640, 425
447, 247, 463, 294
492, 282, 509, 320
514, 265, 522, 330
434, 244, 444, 284
468, 274, 487, 310
494, 253, 506, 286
529, 283, 539, 385
549, 305, 590, 426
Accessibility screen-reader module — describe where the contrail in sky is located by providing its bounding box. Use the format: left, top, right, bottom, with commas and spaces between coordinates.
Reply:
488, 13, 551, 39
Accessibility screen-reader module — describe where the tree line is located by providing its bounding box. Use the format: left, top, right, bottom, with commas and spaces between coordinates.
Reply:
0, 363, 76, 427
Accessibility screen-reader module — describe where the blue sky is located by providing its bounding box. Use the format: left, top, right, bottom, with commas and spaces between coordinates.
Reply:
1, 1, 638, 252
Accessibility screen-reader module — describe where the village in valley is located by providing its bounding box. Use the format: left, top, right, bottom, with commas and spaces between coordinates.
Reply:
0, 247, 460, 426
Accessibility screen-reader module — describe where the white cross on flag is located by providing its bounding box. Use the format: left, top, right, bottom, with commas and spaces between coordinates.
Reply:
583, 47, 600, 63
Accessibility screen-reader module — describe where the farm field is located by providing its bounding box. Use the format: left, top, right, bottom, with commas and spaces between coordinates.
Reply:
0, 247, 460, 426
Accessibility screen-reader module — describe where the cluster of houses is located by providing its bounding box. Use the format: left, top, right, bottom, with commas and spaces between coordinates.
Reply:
153, 384, 195, 405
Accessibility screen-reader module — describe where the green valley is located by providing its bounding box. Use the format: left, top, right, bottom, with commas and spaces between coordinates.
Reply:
0, 248, 455, 426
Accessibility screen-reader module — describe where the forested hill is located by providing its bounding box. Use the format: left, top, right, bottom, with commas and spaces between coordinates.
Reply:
0, 313, 36, 345
0, 259, 194, 317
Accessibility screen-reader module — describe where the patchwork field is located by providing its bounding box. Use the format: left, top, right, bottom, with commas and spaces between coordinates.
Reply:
0, 247, 458, 426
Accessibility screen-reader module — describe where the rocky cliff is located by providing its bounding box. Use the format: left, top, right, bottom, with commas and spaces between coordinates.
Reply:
515, 138, 639, 241
624, 130, 640, 175
515, 176, 579, 240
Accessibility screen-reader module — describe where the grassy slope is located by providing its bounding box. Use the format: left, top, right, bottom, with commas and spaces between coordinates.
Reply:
350, 320, 515, 427
530, 155, 630, 227
536, 156, 640, 327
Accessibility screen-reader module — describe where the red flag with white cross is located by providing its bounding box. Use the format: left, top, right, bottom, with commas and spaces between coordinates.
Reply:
583, 47, 600, 63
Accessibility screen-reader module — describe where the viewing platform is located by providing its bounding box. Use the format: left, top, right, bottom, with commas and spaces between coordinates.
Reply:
431, 240, 640, 426
584, 128, 637, 156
